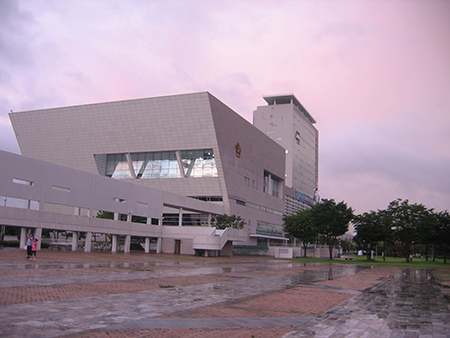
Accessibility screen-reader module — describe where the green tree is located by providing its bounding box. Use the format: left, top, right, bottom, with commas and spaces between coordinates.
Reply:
376, 209, 395, 261
283, 209, 318, 257
212, 214, 245, 230
435, 211, 450, 263
416, 209, 438, 261
387, 199, 431, 262
354, 211, 391, 260
310, 199, 354, 260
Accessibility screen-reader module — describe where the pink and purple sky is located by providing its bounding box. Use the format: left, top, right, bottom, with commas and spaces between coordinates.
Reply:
1, 0, 449, 215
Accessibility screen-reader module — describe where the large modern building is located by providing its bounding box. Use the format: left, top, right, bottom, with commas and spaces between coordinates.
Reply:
10, 92, 289, 247
0, 149, 243, 256
253, 94, 319, 214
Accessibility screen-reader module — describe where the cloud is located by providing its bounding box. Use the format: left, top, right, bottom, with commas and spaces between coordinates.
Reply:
320, 112, 450, 213
1, 0, 449, 215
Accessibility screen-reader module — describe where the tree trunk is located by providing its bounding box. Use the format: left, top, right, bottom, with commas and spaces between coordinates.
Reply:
405, 244, 411, 263
328, 237, 335, 260
303, 242, 308, 258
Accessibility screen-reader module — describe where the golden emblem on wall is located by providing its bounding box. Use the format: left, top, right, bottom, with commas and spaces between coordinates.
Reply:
235, 142, 241, 158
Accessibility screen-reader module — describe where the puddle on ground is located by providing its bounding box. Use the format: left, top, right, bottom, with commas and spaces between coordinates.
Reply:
287, 265, 372, 286
0, 257, 371, 281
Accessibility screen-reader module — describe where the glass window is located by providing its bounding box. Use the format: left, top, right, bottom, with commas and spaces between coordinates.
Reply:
263, 174, 269, 193
105, 149, 217, 180
263, 170, 282, 197
161, 151, 170, 160
192, 160, 203, 177
154, 152, 162, 161
107, 154, 132, 179
141, 161, 153, 178
130, 153, 144, 176
152, 159, 161, 178
204, 149, 213, 159
273, 180, 279, 197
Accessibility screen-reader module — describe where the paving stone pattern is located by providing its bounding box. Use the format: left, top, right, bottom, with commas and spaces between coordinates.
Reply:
283, 269, 450, 338
0, 248, 449, 338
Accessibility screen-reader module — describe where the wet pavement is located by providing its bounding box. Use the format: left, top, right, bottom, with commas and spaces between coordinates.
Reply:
0, 261, 367, 289
283, 269, 450, 338
0, 249, 449, 337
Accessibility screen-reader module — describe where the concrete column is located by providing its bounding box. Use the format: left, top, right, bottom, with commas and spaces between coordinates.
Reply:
34, 228, 42, 250
178, 208, 183, 227
20, 228, 27, 249
156, 237, 162, 253
208, 213, 212, 226
124, 235, 131, 254
72, 232, 79, 251
144, 238, 150, 253
111, 235, 118, 253
85, 232, 92, 252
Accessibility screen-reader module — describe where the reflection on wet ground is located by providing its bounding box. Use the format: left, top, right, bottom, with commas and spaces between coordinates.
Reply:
1, 251, 449, 338
0, 257, 375, 337
0, 260, 372, 289
0, 259, 310, 270
284, 267, 450, 337
289, 265, 370, 285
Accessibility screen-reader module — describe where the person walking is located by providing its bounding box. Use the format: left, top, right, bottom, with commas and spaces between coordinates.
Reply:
31, 238, 38, 260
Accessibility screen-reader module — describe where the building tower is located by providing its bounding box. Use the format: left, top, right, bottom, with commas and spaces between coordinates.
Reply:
253, 94, 318, 214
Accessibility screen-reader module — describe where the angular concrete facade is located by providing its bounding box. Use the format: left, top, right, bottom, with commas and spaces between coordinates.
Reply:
10, 92, 287, 245
0, 150, 246, 256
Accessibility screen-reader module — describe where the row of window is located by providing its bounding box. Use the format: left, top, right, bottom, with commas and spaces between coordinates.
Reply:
106, 149, 218, 179
285, 195, 310, 216
244, 177, 258, 189
243, 172, 283, 198
233, 198, 283, 216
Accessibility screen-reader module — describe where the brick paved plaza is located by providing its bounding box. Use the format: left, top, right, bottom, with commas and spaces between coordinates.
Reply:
0, 248, 449, 338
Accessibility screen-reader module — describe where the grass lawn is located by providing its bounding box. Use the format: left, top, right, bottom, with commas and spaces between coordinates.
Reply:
291, 255, 450, 269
